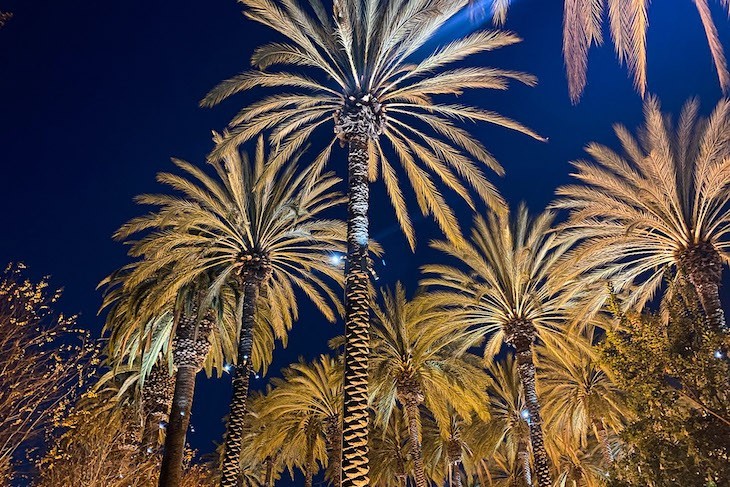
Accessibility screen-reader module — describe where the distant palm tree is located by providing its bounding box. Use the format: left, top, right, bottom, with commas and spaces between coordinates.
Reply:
488, 0, 730, 102
553, 97, 730, 332
370, 284, 490, 487
202, 1, 542, 482
422, 206, 581, 487
537, 329, 627, 464
255, 355, 344, 487
115, 136, 345, 485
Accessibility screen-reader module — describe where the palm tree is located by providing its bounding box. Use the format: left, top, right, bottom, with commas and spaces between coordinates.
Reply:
202, 2, 542, 483
115, 136, 345, 485
370, 284, 490, 487
537, 329, 627, 464
481, 357, 534, 487
255, 355, 344, 487
553, 97, 730, 332
369, 410, 411, 487
422, 205, 583, 487
488, 0, 730, 103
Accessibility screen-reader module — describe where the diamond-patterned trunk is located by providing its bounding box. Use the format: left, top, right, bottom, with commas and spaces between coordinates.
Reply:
142, 362, 175, 454
678, 241, 727, 332
158, 307, 214, 487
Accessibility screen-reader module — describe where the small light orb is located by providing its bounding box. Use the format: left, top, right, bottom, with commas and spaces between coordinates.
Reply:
223, 364, 232, 373
521, 410, 530, 420
715, 350, 724, 359
158, 422, 167, 430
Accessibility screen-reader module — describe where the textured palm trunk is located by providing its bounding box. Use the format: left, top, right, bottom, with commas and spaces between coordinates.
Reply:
325, 416, 343, 487
679, 242, 726, 331
159, 309, 214, 487
593, 419, 613, 464
447, 434, 462, 487
265, 456, 275, 487
399, 388, 427, 487
505, 319, 551, 487
304, 425, 317, 487
220, 275, 261, 487
341, 130, 372, 487
142, 363, 175, 455
517, 438, 532, 486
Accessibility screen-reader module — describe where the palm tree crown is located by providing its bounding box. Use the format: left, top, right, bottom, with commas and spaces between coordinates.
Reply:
202, 0, 542, 246
553, 97, 730, 330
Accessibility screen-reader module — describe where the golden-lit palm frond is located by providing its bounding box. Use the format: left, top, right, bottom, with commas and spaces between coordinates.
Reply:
110, 134, 346, 348
537, 329, 628, 454
552, 97, 730, 316
369, 283, 491, 430
421, 204, 581, 359
202, 0, 543, 248
495, 0, 730, 102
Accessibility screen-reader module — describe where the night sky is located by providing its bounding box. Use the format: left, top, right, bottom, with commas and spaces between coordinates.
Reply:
1, 0, 728, 484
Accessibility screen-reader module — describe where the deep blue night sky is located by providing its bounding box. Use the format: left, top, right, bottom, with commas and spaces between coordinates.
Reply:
1, 0, 728, 484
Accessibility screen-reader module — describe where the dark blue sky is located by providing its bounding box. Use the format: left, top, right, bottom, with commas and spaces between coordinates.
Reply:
1, 0, 727, 483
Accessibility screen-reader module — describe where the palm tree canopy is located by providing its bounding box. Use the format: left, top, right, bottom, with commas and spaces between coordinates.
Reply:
487, 0, 730, 103
202, 0, 543, 247
421, 204, 579, 359
369, 283, 491, 429
114, 134, 347, 333
552, 97, 730, 314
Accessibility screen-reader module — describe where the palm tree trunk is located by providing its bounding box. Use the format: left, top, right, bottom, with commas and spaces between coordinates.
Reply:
505, 319, 551, 487
680, 241, 726, 331
515, 346, 551, 487
305, 429, 316, 487
447, 437, 462, 487
401, 395, 427, 487
593, 419, 613, 464
517, 438, 532, 487
265, 456, 275, 487
341, 130, 372, 487
220, 276, 260, 487
142, 363, 175, 455
325, 416, 343, 487
158, 364, 197, 487
159, 308, 213, 487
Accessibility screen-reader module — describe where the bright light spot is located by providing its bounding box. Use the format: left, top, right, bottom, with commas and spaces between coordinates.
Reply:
255, 374, 260, 379
158, 422, 167, 430
329, 254, 345, 266
180, 411, 185, 416
223, 364, 232, 373
190, 425, 195, 433
715, 350, 724, 359
521, 410, 530, 420
146, 447, 153, 454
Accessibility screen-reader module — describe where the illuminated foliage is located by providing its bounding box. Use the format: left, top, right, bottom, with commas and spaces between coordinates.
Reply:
0, 263, 98, 483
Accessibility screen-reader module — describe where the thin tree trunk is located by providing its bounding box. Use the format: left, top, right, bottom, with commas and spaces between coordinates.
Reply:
265, 456, 274, 487
305, 427, 316, 487
515, 346, 551, 487
593, 419, 613, 464
402, 399, 427, 487
341, 131, 372, 487
447, 437, 462, 487
517, 438, 532, 487
158, 364, 197, 487
325, 416, 343, 487
220, 277, 259, 487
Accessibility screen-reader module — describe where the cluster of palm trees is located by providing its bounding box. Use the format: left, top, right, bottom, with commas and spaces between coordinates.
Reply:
95, 0, 730, 486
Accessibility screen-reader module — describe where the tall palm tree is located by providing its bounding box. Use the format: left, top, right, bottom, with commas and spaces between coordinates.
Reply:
255, 355, 344, 487
488, 0, 730, 103
553, 97, 730, 332
202, 2, 542, 483
422, 205, 582, 487
537, 329, 627, 463
370, 284, 490, 487
115, 136, 345, 486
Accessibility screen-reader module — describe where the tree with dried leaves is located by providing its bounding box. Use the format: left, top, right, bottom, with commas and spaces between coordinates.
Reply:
202, 1, 542, 483
553, 97, 730, 333
0, 263, 98, 484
